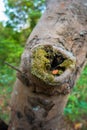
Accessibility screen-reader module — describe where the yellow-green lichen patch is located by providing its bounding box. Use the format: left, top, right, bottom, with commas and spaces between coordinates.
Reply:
59, 59, 73, 68
31, 46, 54, 84
60, 59, 75, 69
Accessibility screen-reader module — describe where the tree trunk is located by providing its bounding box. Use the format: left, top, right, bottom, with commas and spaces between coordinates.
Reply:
8, 0, 87, 130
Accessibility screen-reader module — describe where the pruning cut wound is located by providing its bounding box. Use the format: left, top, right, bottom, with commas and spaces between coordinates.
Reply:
31, 45, 76, 85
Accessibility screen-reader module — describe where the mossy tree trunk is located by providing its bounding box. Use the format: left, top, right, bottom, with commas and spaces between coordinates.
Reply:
7, 0, 87, 130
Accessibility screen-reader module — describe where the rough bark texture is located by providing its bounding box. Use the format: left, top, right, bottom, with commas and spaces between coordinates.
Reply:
8, 0, 87, 130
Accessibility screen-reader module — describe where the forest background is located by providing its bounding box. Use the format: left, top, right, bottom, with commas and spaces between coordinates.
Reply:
0, 0, 87, 129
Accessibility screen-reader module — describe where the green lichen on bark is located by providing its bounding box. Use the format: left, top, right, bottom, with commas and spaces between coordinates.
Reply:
60, 59, 74, 69
31, 46, 54, 84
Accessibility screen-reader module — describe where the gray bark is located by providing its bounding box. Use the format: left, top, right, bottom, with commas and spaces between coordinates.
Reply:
8, 0, 87, 130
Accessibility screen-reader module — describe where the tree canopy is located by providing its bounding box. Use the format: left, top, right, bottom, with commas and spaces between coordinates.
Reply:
4, 0, 45, 30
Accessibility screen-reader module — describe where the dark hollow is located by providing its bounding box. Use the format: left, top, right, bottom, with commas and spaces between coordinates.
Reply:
0, 119, 8, 130
50, 53, 66, 71
44, 46, 66, 73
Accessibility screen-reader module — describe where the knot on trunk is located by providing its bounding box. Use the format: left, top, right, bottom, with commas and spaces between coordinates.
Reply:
30, 44, 76, 86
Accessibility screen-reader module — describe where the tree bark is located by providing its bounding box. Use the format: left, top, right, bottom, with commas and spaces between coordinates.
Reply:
8, 0, 87, 130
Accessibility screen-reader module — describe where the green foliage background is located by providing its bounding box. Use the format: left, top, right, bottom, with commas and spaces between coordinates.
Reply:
0, 0, 87, 127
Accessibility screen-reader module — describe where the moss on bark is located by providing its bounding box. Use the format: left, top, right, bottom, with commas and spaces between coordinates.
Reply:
31, 45, 75, 85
